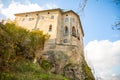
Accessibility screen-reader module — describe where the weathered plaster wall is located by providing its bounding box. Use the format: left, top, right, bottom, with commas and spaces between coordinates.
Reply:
15, 9, 84, 60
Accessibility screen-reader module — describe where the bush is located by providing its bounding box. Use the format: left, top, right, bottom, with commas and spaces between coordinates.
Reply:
0, 23, 68, 80
0, 23, 49, 64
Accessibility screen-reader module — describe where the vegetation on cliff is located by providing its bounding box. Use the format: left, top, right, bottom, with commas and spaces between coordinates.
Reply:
0, 23, 68, 80
0, 23, 94, 80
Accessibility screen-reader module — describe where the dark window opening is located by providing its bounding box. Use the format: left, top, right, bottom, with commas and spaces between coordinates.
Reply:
49, 25, 52, 32
72, 26, 76, 37
66, 14, 68, 16
48, 12, 50, 14
77, 29, 80, 40
25, 15, 28, 17
65, 26, 68, 36
78, 36, 80, 40
64, 39, 68, 43
36, 14, 38, 16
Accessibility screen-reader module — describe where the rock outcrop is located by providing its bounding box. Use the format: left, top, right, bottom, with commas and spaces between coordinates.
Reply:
38, 50, 95, 80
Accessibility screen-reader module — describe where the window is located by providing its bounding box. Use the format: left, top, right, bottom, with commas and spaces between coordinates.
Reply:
73, 18, 75, 22
65, 18, 69, 22
25, 15, 28, 17
77, 29, 78, 36
48, 12, 50, 14
77, 30, 80, 40
42, 16, 44, 20
49, 25, 52, 32
38, 17, 40, 20
36, 14, 39, 16
66, 14, 68, 16
64, 39, 68, 43
29, 18, 34, 21
51, 16, 54, 19
65, 26, 68, 36
32, 18, 34, 20
72, 26, 76, 37
78, 36, 80, 40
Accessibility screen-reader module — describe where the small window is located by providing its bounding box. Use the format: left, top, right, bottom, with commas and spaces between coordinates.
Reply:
48, 12, 50, 14
29, 18, 34, 21
32, 18, 34, 20
29, 18, 31, 21
73, 18, 75, 22
38, 17, 40, 20
66, 14, 68, 16
77, 30, 78, 36
65, 26, 68, 36
77, 30, 80, 40
42, 16, 44, 20
49, 25, 52, 32
51, 16, 54, 19
65, 18, 69, 22
36, 14, 39, 16
25, 15, 28, 17
64, 39, 68, 43
72, 26, 76, 37
78, 36, 80, 40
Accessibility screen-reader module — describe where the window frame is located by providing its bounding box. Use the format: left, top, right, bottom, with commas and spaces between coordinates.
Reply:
65, 26, 69, 36
49, 25, 52, 32
51, 16, 54, 19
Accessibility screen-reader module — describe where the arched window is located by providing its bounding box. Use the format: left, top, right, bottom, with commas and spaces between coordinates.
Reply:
77, 29, 79, 37
77, 29, 80, 40
72, 26, 76, 37
49, 25, 52, 32
65, 26, 68, 36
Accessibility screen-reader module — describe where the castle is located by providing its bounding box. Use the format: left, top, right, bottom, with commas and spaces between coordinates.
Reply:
15, 8, 84, 63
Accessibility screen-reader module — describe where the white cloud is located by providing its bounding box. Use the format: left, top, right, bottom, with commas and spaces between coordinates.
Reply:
0, 0, 58, 20
85, 40, 120, 80
45, 3, 58, 9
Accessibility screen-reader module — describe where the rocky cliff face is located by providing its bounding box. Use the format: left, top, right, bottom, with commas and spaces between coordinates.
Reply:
37, 50, 95, 80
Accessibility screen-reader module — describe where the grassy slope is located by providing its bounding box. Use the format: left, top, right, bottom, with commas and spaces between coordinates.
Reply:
0, 23, 68, 80
0, 59, 68, 80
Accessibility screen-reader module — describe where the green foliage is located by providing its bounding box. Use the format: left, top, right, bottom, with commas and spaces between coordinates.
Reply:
40, 60, 53, 71
0, 23, 49, 71
82, 61, 95, 80
0, 60, 68, 80
0, 23, 48, 71
0, 23, 68, 80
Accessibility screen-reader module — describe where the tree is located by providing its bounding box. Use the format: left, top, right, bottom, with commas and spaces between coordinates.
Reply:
112, 17, 120, 30
0, 22, 49, 69
113, 0, 120, 30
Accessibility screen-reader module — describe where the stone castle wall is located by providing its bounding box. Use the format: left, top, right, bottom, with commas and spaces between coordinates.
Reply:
15, 9, 84, 63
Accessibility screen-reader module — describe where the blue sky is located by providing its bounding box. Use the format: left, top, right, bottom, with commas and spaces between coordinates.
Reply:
83, 0, 120, 45
0, 0, 120, 80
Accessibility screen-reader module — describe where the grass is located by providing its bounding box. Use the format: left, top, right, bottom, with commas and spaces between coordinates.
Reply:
0, 59, 68, 80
